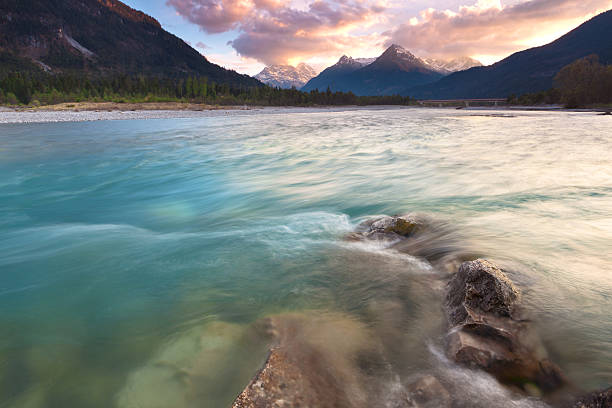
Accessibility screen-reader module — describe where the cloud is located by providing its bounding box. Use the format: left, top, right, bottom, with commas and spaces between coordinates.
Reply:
387, 0, 612, 60
166, 0, 253, 33
167, 0, 612, 67
167, 0, 386, 65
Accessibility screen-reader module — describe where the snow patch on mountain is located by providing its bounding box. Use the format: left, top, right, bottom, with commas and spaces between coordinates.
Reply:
335, 55, 376, 69
60, 30, 95, 58
355, 58, 376, 66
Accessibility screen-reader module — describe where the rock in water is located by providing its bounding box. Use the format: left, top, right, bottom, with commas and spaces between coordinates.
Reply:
348, 215, 423, 242
369, 215, 422, 237
233, 347, 316, 408
446, 259, 520, 326
232, 313, 378, 408
348, 213, 473, 273
572, 387, 612, 407
444, 259, 566, 393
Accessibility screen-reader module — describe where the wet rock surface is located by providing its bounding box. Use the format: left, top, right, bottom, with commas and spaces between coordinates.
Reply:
232, 347, 321, 408
347, 215, 423, 242
446, 259, 521, 325
233, 217, 579, 408
445, 259, 566, 393
232, 313, 378, 408
571, 387, 612, 408
232, 312, 458, 408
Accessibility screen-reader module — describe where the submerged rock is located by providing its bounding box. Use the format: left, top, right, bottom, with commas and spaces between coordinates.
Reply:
232, 312, 379, 408
233, 347, 319, 408
405, 375, 452, 408
116, 320, 270, 408
571, 387, 612, 408
232, 316, 457, 408
444, 259, 566, 393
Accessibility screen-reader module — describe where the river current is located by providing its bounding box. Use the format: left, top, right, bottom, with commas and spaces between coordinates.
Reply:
0, 108, 610, 407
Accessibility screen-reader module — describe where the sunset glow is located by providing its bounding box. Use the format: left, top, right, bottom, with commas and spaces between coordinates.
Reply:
141, 0, 612, 73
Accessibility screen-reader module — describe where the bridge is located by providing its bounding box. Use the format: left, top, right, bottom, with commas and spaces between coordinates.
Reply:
417, 99, 507, 107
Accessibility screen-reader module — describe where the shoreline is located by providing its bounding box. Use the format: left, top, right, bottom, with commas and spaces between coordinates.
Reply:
0, 104, 412, 124
1, 102, 609, 124
6, 100, 611, 112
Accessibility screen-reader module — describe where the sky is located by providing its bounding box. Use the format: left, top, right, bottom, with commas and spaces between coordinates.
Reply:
123, 0, 612, 75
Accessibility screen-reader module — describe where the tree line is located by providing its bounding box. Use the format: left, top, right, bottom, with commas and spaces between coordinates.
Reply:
508, 55, 612, 108
0, 71, 414, 107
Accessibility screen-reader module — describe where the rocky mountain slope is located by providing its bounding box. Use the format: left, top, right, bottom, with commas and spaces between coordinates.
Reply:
0, 0, 260, 87
407, 9, 612, 99
255, 63, 317, 89
347, 44, 444, 95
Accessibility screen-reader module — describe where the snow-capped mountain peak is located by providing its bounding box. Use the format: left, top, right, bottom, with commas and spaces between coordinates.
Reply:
384, 44, 419, 60
422, 56, 483, 74
371, 44, 429, 71
337, 55, 354, 65
255, 63, 318, 89
334, 55, 375, 69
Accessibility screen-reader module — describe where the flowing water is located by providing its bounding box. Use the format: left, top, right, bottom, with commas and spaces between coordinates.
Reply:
0, 108, 610, 407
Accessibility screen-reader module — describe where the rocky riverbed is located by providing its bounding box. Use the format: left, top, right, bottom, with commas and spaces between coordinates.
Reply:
232, 214, 610, 408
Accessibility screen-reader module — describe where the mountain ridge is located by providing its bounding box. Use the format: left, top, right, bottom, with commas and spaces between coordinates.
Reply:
407, 9, 612, 98
302, 45, 482, 95
0, 0, 261, 87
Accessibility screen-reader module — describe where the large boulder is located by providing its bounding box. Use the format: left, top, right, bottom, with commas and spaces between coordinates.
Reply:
445, 259, 566, 393
446, 259, 521, 326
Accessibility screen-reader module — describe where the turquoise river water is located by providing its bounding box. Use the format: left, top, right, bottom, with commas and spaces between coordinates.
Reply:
0, 108, 611, 407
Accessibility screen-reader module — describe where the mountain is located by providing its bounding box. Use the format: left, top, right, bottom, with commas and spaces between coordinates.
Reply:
255, 63, 317, 89
302, 45, 444, 95
422, 57, 482, 75
301, 55, 373, 92
0, 0, 260, 87
408, 9, 612, 99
